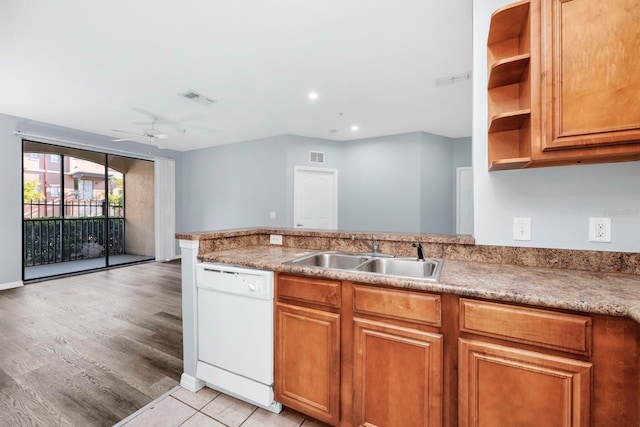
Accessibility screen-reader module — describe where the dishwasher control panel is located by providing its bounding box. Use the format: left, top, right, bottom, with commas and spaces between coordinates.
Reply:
196, 263, 274, 300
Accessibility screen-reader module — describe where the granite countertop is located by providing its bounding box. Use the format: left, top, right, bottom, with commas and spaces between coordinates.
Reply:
198, 245, 640, 323
176, 227, 476, 245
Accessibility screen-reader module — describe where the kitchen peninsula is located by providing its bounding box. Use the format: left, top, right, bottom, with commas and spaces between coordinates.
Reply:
177, 228, 639, 427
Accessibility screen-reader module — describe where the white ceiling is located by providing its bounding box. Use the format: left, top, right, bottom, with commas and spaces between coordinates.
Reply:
0, 0, 473, 151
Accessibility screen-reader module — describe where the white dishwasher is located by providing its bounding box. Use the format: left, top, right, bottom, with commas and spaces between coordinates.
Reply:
195, 262, 282, 413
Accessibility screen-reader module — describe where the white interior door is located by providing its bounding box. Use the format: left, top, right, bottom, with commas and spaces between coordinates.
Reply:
456, 167, 474, 235
293, 166, 338, 230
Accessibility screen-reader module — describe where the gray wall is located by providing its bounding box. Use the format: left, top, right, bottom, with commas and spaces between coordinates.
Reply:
0, 114, 24, 286
453, 137, 472, 169
176, 131, 467, 236
472, 0, 640, 252
0, 113, 180, 286
340, 133, 422, 232
176, 135, 290, 232
420, 133, 455, 233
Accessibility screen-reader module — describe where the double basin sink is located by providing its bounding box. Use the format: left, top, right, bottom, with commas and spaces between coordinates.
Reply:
283, 251, 442, 281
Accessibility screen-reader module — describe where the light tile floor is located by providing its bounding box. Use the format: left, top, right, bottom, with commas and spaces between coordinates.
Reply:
116, 386, 328, 427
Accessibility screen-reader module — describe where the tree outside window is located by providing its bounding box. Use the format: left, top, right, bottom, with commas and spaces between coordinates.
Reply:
23, 180, 44, 203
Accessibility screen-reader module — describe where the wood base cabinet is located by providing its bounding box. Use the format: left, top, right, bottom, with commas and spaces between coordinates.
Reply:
275, 275, 639, 426
459, 339, 592, 427
275, 303, 341, 425
353, 319, 443, 427
275, 274, 342, 425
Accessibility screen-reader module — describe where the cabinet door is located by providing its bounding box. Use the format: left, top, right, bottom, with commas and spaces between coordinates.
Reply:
459, 338, 592, 427
274, 302, 340, 425
353, 319, 443, 427
540, 0, 640, 151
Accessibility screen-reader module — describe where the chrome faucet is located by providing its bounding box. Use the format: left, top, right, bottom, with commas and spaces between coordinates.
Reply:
351, 234, 379, 254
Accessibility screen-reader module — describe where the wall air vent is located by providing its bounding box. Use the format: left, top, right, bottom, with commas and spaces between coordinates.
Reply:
309, 151, 325, 163
179, 90, 216, 106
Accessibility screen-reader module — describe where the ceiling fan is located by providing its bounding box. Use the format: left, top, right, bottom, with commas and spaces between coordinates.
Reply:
111, 121, 168, 143
131, 107, 222, 133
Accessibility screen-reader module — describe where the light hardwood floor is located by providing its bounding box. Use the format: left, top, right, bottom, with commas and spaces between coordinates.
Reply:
0, 261, 183, 427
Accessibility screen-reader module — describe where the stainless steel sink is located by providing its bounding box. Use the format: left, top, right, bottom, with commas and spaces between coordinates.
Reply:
355, 257, 442, 280
283, 251, 371, 269
283, 251, 442, 281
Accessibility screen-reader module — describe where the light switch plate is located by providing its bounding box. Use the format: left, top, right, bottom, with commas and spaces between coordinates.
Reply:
513, 218, 531, 241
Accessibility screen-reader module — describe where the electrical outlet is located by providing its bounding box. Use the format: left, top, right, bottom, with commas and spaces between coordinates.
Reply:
269, 234, 283, 245
270, 211, 276, 219
589, 218, 611, 242
513, 218, 531, 241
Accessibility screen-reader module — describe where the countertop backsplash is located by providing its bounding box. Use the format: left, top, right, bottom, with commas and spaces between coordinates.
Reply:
176, 227, 639, 275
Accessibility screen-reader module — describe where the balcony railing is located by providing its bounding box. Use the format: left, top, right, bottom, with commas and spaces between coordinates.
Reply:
24, 199, 123, 219
23, 200, 125, 267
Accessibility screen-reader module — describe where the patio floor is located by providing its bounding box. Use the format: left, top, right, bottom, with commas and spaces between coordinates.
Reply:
24, 254, 155, 281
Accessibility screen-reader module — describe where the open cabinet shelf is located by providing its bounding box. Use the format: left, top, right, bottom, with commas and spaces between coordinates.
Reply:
489, 109, 531, 133
488, 54, 530, 89
488, 1, 531, 45
487, 0, 531, 171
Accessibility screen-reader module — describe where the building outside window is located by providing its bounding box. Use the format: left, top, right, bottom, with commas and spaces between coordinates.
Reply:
50, 154, 60, 163
29, 153, 39, 160
50, 185, 60, 197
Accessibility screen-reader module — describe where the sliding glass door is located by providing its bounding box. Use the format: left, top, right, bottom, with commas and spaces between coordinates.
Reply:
22, 141, 155, 281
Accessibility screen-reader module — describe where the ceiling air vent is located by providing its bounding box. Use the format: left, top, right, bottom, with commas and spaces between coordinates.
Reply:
309, 151, 325, 163
180, 90, 216, 106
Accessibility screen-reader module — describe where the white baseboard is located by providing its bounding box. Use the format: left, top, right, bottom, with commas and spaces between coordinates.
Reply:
0, 280, 23, 291
156, 254, 181, 263
180, 373, 205, 392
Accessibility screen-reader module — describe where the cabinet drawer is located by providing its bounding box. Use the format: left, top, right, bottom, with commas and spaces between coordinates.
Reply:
277, 275, 341, 308
460, 299, 592, 355
353, 285, 441, 327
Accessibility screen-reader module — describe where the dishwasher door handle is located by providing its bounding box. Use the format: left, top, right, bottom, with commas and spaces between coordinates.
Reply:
203, 268, 238, 276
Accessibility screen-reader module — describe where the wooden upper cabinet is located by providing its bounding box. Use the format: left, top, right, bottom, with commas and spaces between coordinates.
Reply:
539, 0, 640, 152
488, 0, 640, 170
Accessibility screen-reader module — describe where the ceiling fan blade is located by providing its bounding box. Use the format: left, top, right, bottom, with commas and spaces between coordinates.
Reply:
131, 107, 173, 124
112, 136, 145, 142
111, 129, 143, 136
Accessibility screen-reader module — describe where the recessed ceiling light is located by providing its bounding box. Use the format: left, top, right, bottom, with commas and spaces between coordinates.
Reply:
308, 91, 319, 101
350, 125, 359, 132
